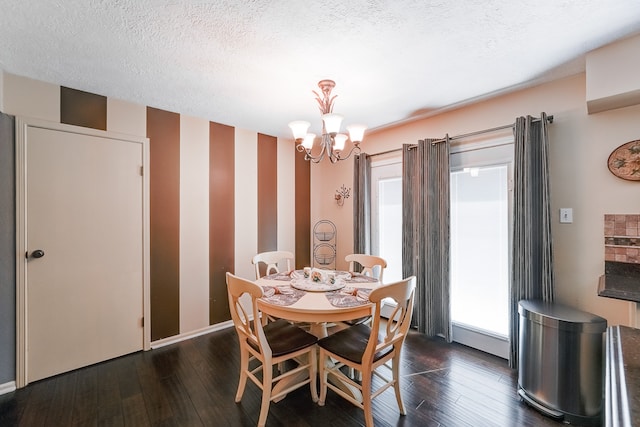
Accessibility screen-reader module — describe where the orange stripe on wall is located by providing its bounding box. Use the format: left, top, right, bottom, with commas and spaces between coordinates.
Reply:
258, 134, 278, 261
147, 107, 180, 341
209, 122, 234, 324
295, 152, 311, 269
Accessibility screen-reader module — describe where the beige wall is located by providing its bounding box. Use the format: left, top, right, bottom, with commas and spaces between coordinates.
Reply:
277, 136, 296, 256
3, 73, 59, 122
311, 73, 640, 327
311, 155, 354, 271
587, 33, 640, 113
179, 115, 210, 333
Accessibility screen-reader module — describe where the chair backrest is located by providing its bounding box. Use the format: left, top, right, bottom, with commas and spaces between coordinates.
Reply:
252, 250, 294, 280
364, 276, 416, 364
226, 272, 271, 358
345, 254, 387, 283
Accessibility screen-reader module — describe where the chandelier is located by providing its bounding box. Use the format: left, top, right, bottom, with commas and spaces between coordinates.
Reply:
288, 80, 366, 163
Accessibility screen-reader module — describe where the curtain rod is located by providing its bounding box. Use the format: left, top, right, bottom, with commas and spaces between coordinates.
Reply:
369, 114, 553, 156
429, 114, 553, 145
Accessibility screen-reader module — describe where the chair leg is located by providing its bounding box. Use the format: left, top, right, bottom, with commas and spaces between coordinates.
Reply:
392, 355, 406, 415
309, 348, 319, 402
258, 363, 273, 427
361, 369, 375, 427
318, 349, 327, 406
235, 348, 249, 402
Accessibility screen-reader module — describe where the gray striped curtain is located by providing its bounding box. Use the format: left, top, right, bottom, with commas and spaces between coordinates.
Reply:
402, 137, 451, 340
509, 113, 555, 369
353, 154, 371, 257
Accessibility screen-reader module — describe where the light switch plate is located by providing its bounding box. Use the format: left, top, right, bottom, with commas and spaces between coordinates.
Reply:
560, 208, 573, 223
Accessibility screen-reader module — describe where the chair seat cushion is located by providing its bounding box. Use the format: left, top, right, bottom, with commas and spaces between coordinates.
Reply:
317, 323, 392, 364
259, 319, 317, 357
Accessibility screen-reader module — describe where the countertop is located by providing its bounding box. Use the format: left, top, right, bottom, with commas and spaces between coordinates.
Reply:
598, 274, 640, 302
598, 261, 640, 302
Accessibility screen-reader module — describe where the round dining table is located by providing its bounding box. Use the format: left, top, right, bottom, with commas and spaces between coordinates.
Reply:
256, 269, 379, 402
256, 270, 378, 338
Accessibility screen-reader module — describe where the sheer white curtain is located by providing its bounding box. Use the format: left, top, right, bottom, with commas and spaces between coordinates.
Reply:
402, 138, 452, 340
509, 113, 555, 368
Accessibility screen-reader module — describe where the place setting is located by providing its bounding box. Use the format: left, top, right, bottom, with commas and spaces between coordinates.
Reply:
260, 284, 305, 306
325, 286, 373, 308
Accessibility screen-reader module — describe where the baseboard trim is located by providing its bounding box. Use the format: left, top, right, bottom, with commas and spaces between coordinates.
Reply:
150, 321, 234, 349
452, 322, 509, 359
0, 381, 16, 395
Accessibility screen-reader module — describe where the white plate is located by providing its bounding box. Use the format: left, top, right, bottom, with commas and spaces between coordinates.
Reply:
290, 278, 346, 292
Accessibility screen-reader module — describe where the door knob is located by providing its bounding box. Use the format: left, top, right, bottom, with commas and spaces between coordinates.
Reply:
31, 249, 45, 259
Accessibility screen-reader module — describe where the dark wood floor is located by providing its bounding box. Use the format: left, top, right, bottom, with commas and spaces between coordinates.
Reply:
0, 327, 567, 427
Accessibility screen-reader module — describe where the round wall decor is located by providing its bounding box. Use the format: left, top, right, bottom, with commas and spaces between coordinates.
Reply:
607, 139, 640, 181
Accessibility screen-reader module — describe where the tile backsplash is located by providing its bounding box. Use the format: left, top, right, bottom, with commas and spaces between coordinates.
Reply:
605, 214, 640, 264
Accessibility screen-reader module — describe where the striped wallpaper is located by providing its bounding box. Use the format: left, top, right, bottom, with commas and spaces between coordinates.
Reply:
2, 74, 309, 343
147, 107, 181, 339
208, 122, 235, 326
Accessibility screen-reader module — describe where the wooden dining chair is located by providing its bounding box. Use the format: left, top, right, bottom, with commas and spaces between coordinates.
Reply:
341, 254, 388, 330
226, 272, 318, 427
252, 250, 294, 280
345, 254, 387, 284
317, 276, 416, 427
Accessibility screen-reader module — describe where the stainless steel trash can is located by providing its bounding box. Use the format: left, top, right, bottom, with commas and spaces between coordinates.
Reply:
518, 300, 607, 426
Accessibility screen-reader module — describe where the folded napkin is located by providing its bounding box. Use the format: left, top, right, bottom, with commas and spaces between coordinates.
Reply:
262, 285, 296, 297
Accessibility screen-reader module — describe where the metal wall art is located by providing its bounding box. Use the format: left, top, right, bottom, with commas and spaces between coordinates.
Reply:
335, 185, 351, 206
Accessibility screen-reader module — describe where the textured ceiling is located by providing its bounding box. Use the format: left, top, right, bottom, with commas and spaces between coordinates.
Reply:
1, 1, 640, 138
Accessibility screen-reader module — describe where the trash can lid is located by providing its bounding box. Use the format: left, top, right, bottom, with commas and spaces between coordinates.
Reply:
518, 299, 607, 333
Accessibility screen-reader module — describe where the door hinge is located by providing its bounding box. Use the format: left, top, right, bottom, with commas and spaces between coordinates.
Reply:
139, 166, 144, 176
141, 317, 144, 327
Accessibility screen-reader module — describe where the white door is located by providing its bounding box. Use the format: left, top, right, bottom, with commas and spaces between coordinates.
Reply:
450, 139, 513, 359
18, 122, 147, 384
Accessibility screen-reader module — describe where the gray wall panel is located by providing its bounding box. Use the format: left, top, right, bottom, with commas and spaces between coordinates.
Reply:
0, 111, 15, 384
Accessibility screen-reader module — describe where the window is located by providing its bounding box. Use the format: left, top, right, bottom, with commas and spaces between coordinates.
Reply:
450, 164, 509, 336
371, 160, 402, 283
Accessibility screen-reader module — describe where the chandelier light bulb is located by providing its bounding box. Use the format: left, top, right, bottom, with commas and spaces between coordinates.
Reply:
302, 133, 316, 150
321, 113, 343, 136
289, 121, 310, 141
333, 134, 348, 151
347, 124, 367, 144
